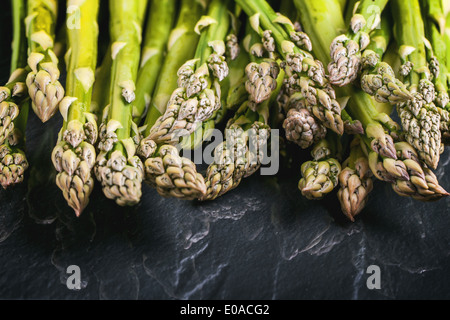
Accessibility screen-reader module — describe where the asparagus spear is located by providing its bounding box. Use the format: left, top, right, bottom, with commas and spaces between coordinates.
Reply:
25, 0, 65, 122
390, 141, 449, 201
422, 0, 449, 107
296, 0, 448, 201
243, 18, 281, 110
298, 133, 342, 200
146, 0, 231, 146
200, 69, 281, 201
180, 28, 247, 151
236, 0, 344, 135
337, 137, 373, 222
294, 0, 403, 160
0, 0, 29, 147
391, 0, 442, 169
133, 0, 177, 125
0, 0, 30, 189
51, 0, 99, 216
360, 17, 413, 105
1, 102, 30, 189
142, 0, 204, 133
95, 0, 148, 207
136, 0, 208, 201
327, 0, 389, 87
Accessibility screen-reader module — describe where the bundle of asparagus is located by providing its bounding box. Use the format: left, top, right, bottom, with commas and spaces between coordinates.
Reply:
1, 0, 449, 223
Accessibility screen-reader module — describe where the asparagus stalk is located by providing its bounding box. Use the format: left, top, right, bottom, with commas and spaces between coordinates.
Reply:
360, 17, 413, 105
1, 102, 30, 189
391, 0, 442, 169
201, 81, 278, 201
243, 19, 281, 110
225, 42, 250, 112
337, 136, 373, 222
24, 0, 65, 122
295, 0, 404, 160
421, 0, 450, 144
95, 0, 147, 206
327, 0, 389, 86
296, 0, 448, 201
0, 0, 30, 189
0, 0, 29, 147
133, 0, 177, 124
421, 0, 449, 108
298, 133, 342, 200
236, 0, 344, 135
199, 31, 277, 201
136, 0, 208, 201
389, 141, 449, 201
146, 0, 231, 146
51, 0, 99, 216
180, 31, 247, 151
91, 46, 112, 119
142, 0, 205, 134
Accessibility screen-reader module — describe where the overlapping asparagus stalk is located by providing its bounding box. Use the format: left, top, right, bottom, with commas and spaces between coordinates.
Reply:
392, 0, 442, 170
421, 0, 450, 144
236, 0, 344, 136
295, 0, 449, 206
298, 133, 342, 200
295, 0, 405, 162
0, 103, 29, 189
51, 0, 99, 216
295, 0, 402, 198
0, 0, 30, 189
91, 46, 112, 119
146, 0, 231, 146
137, 0, 208, 200
0, 0, 29, 147
180, 31, 248, 151
201, 69, 280, 201
95, 0, 148, 206
389, 141, 449, 201
337, 137, 373, 222
142, 0, 205, 135
133, 0, 177, 125
328, 0, 388, 87
360, 17, 413, 105
24, 0, 65, 122
243, 18, 281, 111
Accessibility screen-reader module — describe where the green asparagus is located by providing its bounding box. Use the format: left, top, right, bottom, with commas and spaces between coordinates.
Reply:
25, 0, 65, 123
0, 0, 30, 189
95, 0, 148, 206
133, 0, 177, 125
337, 137, 373, 222
52, 0, 100, 216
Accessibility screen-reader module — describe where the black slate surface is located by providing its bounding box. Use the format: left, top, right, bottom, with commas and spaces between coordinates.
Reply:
1, 4, 450, 300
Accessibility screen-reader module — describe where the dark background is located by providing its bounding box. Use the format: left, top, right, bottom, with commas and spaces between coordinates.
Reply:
0, 2, 450, 300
